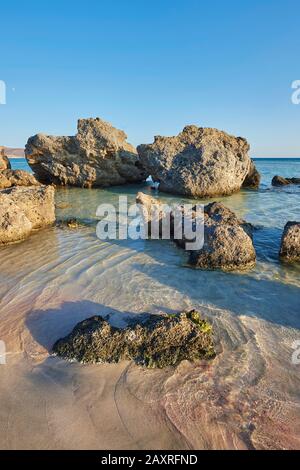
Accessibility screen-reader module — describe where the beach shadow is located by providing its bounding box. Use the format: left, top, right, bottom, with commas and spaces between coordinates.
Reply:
26, 300, 150, 352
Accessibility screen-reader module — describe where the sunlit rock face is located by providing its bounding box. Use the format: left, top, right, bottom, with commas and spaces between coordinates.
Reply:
0, 185, 55, 244
0, 148, 11, 170
137, 125, 260, 197
25, 118, 146, 188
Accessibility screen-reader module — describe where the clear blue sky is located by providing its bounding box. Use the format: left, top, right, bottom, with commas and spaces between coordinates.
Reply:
0, 0, 299, 156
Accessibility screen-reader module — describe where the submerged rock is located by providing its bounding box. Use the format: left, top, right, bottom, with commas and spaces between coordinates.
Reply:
0, 148, 11, 170
0, 169, 39, 189
52, 310, 215, 368
137, 125, 260, 198
272, 175, 300, 187
136, 192, 256, 271
0, 186, 55, 244
279, 222, 300, 262
25, 118, 146, 187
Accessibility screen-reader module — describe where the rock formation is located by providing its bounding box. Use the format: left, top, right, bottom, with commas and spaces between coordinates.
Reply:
136, 192, 256, 271
137, 125, 260, 197
25, 118, 146, 187
189, 202, 256, 270
0, 147, 11, 170
52, 310, 215, 368
272, 175, 300, 187
0, 169, 39, 189
279, 222, 300, 262
0, 186, 55, 244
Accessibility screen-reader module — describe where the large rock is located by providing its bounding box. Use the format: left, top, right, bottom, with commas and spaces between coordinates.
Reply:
25, 118, 145, 187
137, 125, 260, 197
272, 175, 300, 187
0, 148, 11, 170
52, 310, 215, 368
189, 203, 256, 270
0, 169, 39, 189
0, 186, 55, 244
136, 192, 256, 271
279, 222, 300, 262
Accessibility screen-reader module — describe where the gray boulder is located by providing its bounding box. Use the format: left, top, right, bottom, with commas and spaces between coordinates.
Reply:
25, 118, 145, 187
279, 222, 300, 262
137, 125, 260, 197
0, 186, 55, 244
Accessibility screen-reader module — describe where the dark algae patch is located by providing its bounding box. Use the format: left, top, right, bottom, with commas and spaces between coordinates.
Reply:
52, 310, 216, 368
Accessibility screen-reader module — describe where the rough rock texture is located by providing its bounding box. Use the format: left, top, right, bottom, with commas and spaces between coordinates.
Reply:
279, 222, 300, 262
0, 169, 39, 189
136, 192, 256, 271
0, 186, 55, 244
0, 148, 11, 170
189, 203, 255, 270
137, 125, 260, 197
25, 118, 146, 187
272, 175, 300, 187
0, 199, 32, 244
242, 159, 261, 188
52, 310, 215, 368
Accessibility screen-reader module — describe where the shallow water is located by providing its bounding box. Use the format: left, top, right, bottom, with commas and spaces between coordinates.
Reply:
0, 158, 299, 449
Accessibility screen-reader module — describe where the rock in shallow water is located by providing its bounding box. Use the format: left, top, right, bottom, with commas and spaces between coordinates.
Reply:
0, 186, 55, 244
272, 175, 300, 187
136, 192, 256, 271
52, 310, 215, 368
279, 222, 300, 262
137, 125, 260, 197
25, 118, 146, 187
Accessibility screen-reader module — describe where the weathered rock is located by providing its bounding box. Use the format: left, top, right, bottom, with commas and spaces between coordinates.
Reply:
189, 202, 255, 270
0, 148, 11, 170
25, 118, 146, 187
52, 310, 215, 368
242, 159, 261, 188
136, 192, 256, 270
0, 198, 32, 244
279, 222, 300, 262
0, 169, 39, 189
272, 175, 300, 187
0, 186, 55, 244
137, 125, 260, 197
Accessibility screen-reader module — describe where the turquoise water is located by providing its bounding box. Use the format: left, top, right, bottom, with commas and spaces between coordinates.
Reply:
0, 157, 299, 449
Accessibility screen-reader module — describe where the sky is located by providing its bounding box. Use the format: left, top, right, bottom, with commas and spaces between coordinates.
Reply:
0, 0, 299, 157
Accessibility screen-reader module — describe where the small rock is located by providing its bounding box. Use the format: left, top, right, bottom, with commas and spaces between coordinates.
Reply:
0, 148, 11, 170
272, 175, 300, 187
279, 222, 300, 262
52, 310, 215, 368
0, 169, 39, 189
